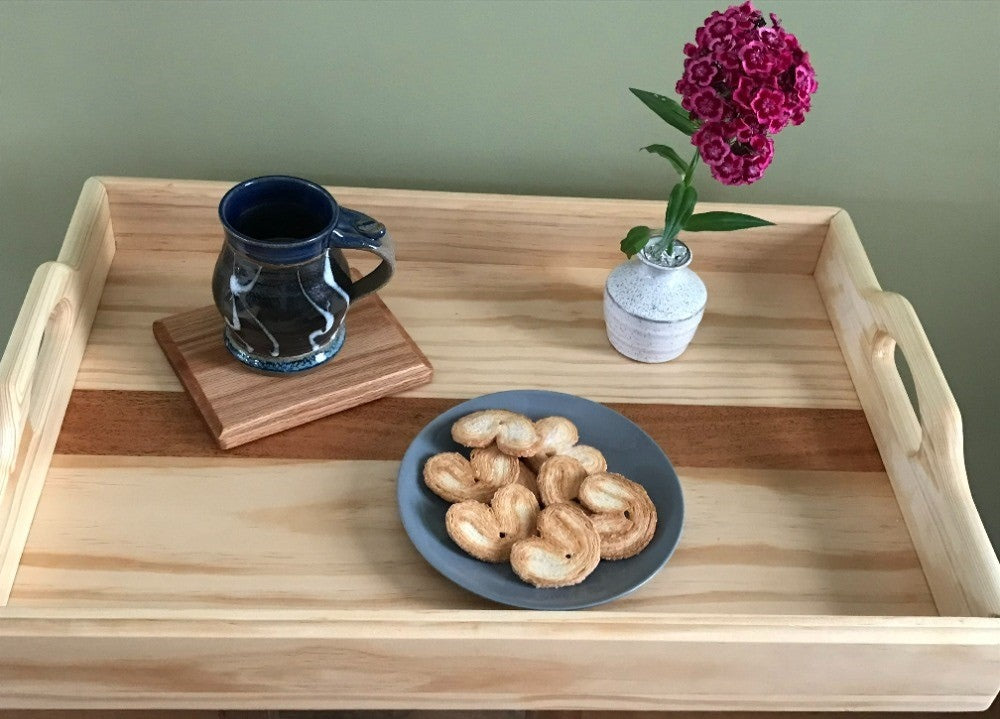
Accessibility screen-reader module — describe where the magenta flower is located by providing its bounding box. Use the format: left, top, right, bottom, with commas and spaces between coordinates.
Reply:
685, 56, 718, 86
700, 135, 731, 164
728, 1, 758, 32
689, 87, 726, 122
694, 25, 712, 49
713, 44, 742, 71
727, 116, 759, 143
711, 153, 746, 185
759, 27, 783, 52
750, 86, 786, 124
674, 1, 817, 185
748, 133, 774, 157
740, 41, 775, 77
732, 75, 757, 111
795, 59, 818, 93
705, 12, 736, 42
743, 156, 770, 184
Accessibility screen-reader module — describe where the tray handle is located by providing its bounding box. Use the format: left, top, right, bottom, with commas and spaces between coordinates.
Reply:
0, 262, 77, 497
867, 289, 1000, 618
868, 291, 960, 472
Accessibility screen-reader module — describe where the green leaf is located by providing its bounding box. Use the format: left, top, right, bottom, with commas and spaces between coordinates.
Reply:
682, 211, 775, 232
629, 88, 698, 136
660, 182, 687, 242
641, 144, 688, 175
679, 185, 698, 227
620, 225, 652, 258
662, 183, 698, 243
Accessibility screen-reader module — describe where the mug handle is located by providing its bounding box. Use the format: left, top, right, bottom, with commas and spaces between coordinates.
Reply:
329, 206, 396, 301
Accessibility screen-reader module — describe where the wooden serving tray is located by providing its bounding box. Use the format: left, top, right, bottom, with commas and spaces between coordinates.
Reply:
0, 177, 997, 711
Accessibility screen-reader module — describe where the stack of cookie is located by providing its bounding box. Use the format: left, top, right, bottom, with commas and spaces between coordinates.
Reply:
423, 409, 658, 588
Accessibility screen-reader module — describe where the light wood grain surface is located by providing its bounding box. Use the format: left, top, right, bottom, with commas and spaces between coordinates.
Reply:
1, 707, 997, 719
103, 177, 838, 274
2, 703, 997, 719
78, 251, 858, 408
1, 609, 998, 711
11, 457, 933, 616
0, 178, 997, 711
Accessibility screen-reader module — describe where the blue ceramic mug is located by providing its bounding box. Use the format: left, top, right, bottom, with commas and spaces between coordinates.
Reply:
212, 175, 395, 372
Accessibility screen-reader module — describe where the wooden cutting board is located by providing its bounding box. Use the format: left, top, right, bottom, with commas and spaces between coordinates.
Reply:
152, 292, 432, 449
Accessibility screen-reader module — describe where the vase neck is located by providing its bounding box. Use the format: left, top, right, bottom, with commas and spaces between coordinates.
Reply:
639, 238, 692, 270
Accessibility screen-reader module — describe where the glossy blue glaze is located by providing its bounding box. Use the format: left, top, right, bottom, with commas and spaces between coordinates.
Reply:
218, 175, 385, 265
213, 175, 395, 373
224, 326, 345, 373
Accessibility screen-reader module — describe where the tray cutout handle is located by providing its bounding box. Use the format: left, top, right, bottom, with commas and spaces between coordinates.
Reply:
868, 291, 962, 482
0, 262, 77, 503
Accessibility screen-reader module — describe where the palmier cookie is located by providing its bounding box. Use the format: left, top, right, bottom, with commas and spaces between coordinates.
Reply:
452, 410, 539, 457
446, 484, 540, 562
423, 446, 520, 503
510, 503, 601, 588
526, 444, 608, 475
470, 444, 523, 487
533, 416, 579, 455
536, 455, 588, 506
514, 460, 541, 503
578, 472, 657, 560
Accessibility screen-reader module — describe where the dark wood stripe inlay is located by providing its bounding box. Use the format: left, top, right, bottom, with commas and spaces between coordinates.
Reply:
53, 391, 884, 472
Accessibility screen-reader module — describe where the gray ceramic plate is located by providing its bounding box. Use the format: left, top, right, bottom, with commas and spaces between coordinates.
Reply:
397, 390, 685, 610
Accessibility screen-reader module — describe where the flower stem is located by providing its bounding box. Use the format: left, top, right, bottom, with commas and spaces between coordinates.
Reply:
646, 150, 702, 259
683, 148, 700, 186
663, 150, 700, 255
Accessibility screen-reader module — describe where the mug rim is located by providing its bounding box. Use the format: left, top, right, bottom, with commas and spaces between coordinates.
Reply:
218, 174, 340, 250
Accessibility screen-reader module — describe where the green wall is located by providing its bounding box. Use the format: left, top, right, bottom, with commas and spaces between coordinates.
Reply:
2, 0, 997, 550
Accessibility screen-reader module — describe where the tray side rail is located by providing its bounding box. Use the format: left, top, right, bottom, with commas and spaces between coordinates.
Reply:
0, 610, 998, 711
816, 210, 1000, 619
0, 177, 116, 604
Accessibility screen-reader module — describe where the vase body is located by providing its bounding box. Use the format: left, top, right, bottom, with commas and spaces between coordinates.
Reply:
603, 239, 707, 363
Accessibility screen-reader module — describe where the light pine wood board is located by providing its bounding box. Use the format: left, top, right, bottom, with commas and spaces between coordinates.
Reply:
75, 251, 859, 408
101, 177, 838, 274
0, 609, 997, 711
153, 297, 432, 449
9, 456, 934, 616
1, 709, 997, 719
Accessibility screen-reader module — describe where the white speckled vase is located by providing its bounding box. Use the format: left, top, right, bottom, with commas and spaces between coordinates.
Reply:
604, 238, 707, 363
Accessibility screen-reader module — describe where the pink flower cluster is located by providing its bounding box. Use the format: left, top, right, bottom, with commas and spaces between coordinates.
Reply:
675, 2, 817, 185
